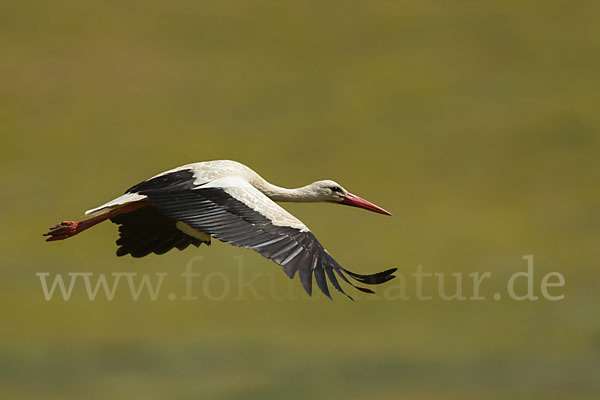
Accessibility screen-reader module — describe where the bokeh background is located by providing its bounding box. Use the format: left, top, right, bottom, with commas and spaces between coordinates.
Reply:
2, 1, 599, 399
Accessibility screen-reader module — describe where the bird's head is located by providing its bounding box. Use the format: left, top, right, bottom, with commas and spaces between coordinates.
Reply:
309, 180, 392, 216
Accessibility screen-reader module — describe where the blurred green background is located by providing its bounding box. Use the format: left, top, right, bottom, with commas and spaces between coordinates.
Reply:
1, 0, 599, 399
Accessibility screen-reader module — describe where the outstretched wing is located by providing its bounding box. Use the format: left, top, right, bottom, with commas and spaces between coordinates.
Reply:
127, 169, 397, 299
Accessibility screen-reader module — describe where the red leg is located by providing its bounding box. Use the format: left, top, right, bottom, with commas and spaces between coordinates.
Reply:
43, 201, 148, 241
43, 221, 81, 241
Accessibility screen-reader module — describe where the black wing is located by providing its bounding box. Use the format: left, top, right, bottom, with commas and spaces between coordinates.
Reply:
110, 205, 210, 258
127, 170, 397, 299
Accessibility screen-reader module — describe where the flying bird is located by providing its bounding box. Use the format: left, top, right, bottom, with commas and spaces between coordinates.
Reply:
44, 160, 396, 299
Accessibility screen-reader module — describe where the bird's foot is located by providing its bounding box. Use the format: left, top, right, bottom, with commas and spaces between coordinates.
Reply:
43, 221, 80, 241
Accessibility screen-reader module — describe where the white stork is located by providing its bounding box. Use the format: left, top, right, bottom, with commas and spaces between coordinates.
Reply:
44, 160, 396, 299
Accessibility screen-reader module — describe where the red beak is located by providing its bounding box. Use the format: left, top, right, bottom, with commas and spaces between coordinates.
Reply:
342, 193, 392, 216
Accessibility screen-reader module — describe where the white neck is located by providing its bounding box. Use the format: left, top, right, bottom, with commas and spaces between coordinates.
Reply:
253, 179, 321, 202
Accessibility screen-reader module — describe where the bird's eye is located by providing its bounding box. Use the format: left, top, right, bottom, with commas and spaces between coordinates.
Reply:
330, 186, 343, 193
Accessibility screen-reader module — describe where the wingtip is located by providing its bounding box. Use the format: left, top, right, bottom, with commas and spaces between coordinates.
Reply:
342, 267, 398, 285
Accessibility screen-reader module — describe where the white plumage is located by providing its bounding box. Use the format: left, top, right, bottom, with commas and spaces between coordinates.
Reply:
45, 160, 396, 299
